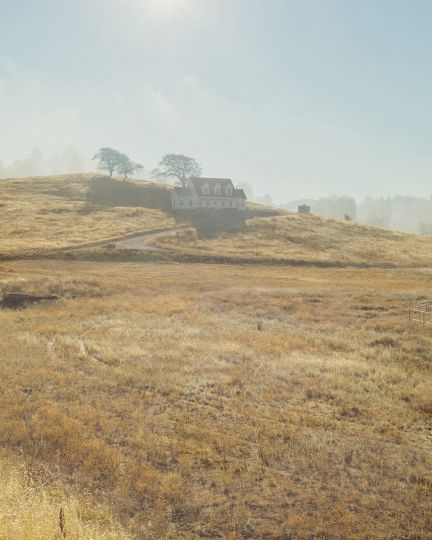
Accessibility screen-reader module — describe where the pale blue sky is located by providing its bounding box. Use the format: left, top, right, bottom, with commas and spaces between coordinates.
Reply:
1, 0, 431, 201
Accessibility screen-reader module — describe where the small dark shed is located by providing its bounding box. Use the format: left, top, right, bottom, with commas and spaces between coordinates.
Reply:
298, 204, 311, 214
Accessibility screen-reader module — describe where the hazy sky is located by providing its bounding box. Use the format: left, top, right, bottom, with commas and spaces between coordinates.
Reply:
1, 0, 431, 201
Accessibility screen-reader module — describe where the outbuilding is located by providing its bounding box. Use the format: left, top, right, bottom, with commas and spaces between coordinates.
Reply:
298, 204, 311, 214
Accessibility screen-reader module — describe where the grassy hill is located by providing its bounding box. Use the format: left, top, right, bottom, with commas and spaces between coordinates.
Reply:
0, 174, 174, 257
155, 212, 432, 266
0, 175, 431, 538
5, 173, 429, 268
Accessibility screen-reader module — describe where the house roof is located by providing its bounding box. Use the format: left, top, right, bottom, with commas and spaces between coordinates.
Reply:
232, 188, 247, 200
172, 177, 247, 200
189, 177, 246, 199
173, 186, 194, 196
189, 177, 234, 190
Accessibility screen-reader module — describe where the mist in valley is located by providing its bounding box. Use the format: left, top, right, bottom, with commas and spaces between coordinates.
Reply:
2, 146, 432, 235
2, 1, 432, 228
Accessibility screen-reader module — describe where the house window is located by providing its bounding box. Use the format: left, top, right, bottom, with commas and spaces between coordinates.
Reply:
229, 201, 233, 207
226, 187, 232, 196
202, 184, 209, 195
180, 199, 184, 205
214, 184, 221, 195
189, 199, 193, 206
199, 199, 203, 206
206, 199, 210, 206
236, 201, 239, 207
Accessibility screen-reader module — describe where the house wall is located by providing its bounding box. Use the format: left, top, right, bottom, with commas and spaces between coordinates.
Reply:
172, 194, 245, 210
172, 195, 198, 209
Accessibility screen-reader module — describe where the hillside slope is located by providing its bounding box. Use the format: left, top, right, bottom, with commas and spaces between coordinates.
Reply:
155, 212, 432, 266
3, 174, 432, 267
0, 174, 174, 256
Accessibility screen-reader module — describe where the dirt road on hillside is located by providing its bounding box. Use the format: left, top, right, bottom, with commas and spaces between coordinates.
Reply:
113, 226, 192, 251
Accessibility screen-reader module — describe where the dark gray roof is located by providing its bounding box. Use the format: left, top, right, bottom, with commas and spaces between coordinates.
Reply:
189, 177, 233, 189
233, 188, 247, 200
173, 186, 194, 196
173, 178, 247, 200
189, 177, 246, 199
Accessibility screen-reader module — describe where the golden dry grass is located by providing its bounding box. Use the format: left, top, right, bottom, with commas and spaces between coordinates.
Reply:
0, 174, 174, 256
0, 452, 131, 539
1, 175, 431, 538
0, 260, 431, 539
155, 213, 432, 266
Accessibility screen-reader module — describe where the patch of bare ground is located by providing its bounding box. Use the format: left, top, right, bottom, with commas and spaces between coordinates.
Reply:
0, 260, 430, 538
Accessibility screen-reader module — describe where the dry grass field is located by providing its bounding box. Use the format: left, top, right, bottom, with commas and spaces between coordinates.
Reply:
0, 259, 431, 539
0, 175, 431, 538
0, 174, 174, 257
0, 452, 131, 539
155, 213, 432, 266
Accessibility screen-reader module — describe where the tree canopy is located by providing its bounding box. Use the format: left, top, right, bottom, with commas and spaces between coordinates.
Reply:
312, 195, 357, 221
92, 148, 122, 177
116, 153, 143, 181
154, 154, 201, 187
92, 148, 143, 180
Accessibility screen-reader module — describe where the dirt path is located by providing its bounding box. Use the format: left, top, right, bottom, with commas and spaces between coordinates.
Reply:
113, 226, 192, 251
56, 224, 190, 252
0, 225, 191, 262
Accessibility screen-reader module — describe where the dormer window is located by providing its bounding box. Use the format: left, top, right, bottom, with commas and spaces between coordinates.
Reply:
226, 186, 232, 196
214, 183, 221, 196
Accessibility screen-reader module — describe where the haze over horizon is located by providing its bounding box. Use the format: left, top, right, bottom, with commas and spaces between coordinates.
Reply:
1, 0, 431, 202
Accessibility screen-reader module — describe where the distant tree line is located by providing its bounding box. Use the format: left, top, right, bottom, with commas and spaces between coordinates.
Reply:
284, 194, 432, 234
312, 195, 357, 221
0, 146, 94, 178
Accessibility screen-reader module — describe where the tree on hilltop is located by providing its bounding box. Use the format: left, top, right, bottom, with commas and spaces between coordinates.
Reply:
93, 148, 143, 180
116, 153, 143, 181
92, 148, 121, 177
154, 153, 201, 187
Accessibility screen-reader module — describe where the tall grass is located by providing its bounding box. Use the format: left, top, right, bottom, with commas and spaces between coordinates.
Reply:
0, 454, 131, 539
0, 176, 431, 537
0, 260, 430, 538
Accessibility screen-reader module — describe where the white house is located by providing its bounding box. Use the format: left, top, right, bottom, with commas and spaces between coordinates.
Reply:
172, 177, 247, 210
